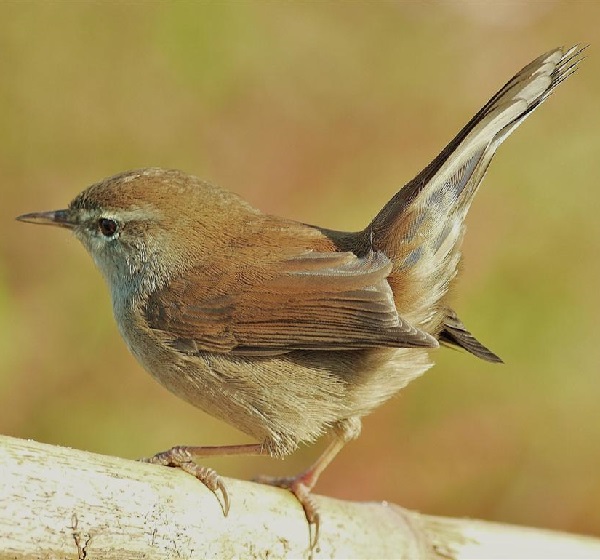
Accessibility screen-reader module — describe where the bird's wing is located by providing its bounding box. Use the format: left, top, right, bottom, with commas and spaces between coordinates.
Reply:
145, 247, 437, 356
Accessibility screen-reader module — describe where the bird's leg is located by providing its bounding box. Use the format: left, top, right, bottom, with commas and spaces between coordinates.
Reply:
141, 443, 265, 516
255, 418, 361, 550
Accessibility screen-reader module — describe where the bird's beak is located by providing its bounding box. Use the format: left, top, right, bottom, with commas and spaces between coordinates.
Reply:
16, 209, 77, 229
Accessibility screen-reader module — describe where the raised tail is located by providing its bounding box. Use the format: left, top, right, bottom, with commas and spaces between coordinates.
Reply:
367, 46, 584, 348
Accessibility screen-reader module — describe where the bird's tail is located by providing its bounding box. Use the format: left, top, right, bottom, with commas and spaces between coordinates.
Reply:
368, 46, 584, 343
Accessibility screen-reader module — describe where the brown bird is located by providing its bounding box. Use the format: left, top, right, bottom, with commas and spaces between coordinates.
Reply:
17, 46, 583, 546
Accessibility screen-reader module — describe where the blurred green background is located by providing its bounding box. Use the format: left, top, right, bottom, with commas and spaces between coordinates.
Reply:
1, 1, 598, 538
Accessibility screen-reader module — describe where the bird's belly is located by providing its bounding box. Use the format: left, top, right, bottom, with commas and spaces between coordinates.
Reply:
115, 304, 434, 457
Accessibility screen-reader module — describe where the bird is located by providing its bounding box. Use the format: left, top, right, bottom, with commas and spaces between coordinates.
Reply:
17, 45, 583, 548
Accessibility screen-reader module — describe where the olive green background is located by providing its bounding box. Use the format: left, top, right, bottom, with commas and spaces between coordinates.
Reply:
1, 2, 599, 537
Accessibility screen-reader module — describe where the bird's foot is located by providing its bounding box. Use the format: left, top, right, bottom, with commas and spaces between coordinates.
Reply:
140, 446, 230, 516
255, 472, 320, 553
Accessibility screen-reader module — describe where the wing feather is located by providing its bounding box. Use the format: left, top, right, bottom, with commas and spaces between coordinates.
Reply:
145, 246, 437, 356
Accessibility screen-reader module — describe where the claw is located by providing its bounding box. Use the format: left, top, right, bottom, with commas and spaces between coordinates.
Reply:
140, 450, 230, 517
256, 474, 321, 554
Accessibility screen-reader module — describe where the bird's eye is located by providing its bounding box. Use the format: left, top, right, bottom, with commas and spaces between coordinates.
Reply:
98, 218, 118, 237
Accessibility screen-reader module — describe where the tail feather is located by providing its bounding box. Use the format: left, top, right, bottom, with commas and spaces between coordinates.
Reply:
439, 309, 503, 363
368, 46, 584, 331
